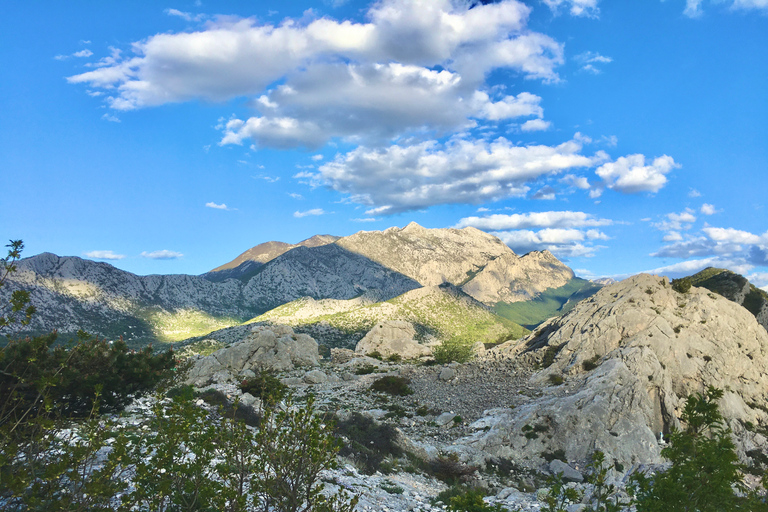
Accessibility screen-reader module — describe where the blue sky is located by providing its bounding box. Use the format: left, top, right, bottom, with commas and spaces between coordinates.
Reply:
1, 0, 766, 287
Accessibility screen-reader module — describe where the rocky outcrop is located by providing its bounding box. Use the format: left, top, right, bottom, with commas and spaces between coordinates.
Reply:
185, 325, 320, 386
460, 250, 574, 304
688, 267, 768, 333
456, 274, 768, 469
355, 320, 432, 359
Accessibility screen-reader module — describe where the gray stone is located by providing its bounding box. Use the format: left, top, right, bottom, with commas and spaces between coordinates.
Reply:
304, 370, 328, 384
355, 320, 431, 359
435, 412, 456, 426
341, 372, 357, 381
549, 459, 583, 483
439, 367, 456, 381
281, 377, 303, 386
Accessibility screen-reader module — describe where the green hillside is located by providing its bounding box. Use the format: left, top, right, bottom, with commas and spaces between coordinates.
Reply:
493, 278, 602, 329
687, 267, 768, 318
248, 285, 528, 349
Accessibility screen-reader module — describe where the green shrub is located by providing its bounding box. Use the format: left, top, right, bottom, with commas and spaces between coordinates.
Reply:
548, 374, 564, 386
387, 353, 403, 363
428, 453, 478, 485
671, 278, 691, 294
540, 343, 564, 369
335, 412, 402, 474
166, 383, 196, 401
239, 370, 288, 404
370, 375, 414, 396
582, 355, 600, 371
433, 339, 474, 364
629, 387, 768, 512
446, 487, 507, 511
354, 363, 378, 375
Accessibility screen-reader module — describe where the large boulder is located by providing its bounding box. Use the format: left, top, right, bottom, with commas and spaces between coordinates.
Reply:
457, 274, 768, 469
185, 324, 320, 386
355, 320, 431, 359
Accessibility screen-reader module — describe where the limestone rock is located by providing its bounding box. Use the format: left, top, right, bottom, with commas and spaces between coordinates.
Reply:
549, 460, 583, 483
185, 324, 320, 386
355, 320, 431, 359
439, 367, 456, 381
473, 274, 768, 468
304, 370, 328, 384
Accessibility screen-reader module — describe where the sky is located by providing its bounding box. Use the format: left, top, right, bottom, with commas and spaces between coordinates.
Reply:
1, 0, 767, 287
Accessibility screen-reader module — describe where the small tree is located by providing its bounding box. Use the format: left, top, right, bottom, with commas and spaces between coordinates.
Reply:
630, 386, 766, 512
0, 240, 36, 332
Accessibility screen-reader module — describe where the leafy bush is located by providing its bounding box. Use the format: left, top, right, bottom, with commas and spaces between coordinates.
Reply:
629, 386, 768, 512
370, 375, 414, 396
548, 374, 564, 386
671, 278, 692, 294
0, 240, 35, 331
540, 343, 564, 369
433, 338, 474, 364
428, 453, 478, 485
198, 389, 262, 427
446, 487, 507, 512
582, 355, 600, 371
354, 363, 378, 375
240, 370, 288, 404
335, 412, 403, 474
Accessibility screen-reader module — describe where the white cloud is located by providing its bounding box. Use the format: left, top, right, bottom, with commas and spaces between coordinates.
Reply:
595, 154, 680, 193
294, 208, 326, 218
700, 203, 718, 215
575, 51, 612, 74
561, 174, 590, 190
351, 217, 378, 222
164, 8, 206, 22
73, 49, 93, 58
84, 250, 125, 260
520, 119, 552, 132
476, 207, 491, 212
288, 193, 304, 200
541, 0, 600, 17
493, 228, 599, 257
688, 188, 702, 198
69, 0, 564, 148
205, 202, 232, 210
317, 135, 605, 214
644, 257, 753, 278
654, 209, 697, 232
101, 113, 121, 123
311, 154, 324, 161
682, 0, 768, 17
702, 226, 761, 245
532, 186, 557, 200
663, 231, 683, 242
141, 250, 183, 259
455, 210, 612, 230
732, 0, 768, 11
684, 0, 705, 17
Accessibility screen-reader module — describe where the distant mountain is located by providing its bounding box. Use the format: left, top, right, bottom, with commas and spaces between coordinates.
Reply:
2, 223, 594, 347
203, 235, 339, 282
686, 267, 768, 332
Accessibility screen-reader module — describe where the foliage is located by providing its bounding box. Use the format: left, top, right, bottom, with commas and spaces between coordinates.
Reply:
0, 330, 175, 421
335, 412, 402, 474
542, 472, 583, 512
583, 451, 629, 512
446, 487, 507, 512
369, 375, 414, 396
540, 343, 564, 369
433, 338, 475, 364
582, 355, 601, 371
672, 278, 692, 294
428, 453, 478, 485
354, 363, 379, 375
240, 370, 288, 405
0, 240, 36, 332
630, 386, 768, 512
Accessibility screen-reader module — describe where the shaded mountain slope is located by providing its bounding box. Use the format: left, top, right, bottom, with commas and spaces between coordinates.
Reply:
687, 267, 768, 332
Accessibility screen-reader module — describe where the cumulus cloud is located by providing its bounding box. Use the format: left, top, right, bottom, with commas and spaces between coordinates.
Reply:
455, 210, 612, 230
84, 250, 125, 260
541, 0, 600, 17
315, 136, 605, 214
493, 228, 600, 258
141, 250, 183, 259
165, 8, 206, 22
520, 118, 552, 132
644, 257, 753, 278
101, 113, 121, 123
700, 203, 718, 215
532, 186, 556, 200
68, 0, 564, 148
688, 188, 702, 198
653, 209, 696, 232
288, 193, 304, 200
595, 154, 679, 193
651, 225, 768, 263
683, 0, 768, 17
294, 208, 326, 218
560, 174, 590, 190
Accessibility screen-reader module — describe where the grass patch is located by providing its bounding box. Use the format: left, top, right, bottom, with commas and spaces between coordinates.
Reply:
370, 376, 414, 396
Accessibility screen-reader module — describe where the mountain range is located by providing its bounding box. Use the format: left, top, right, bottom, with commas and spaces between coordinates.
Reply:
1, 223, 590, 347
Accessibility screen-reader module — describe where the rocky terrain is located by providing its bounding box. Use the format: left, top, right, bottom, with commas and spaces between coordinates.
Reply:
176, 273, 768, 509
687, 267, 768, 332
1, 223, 585, 348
